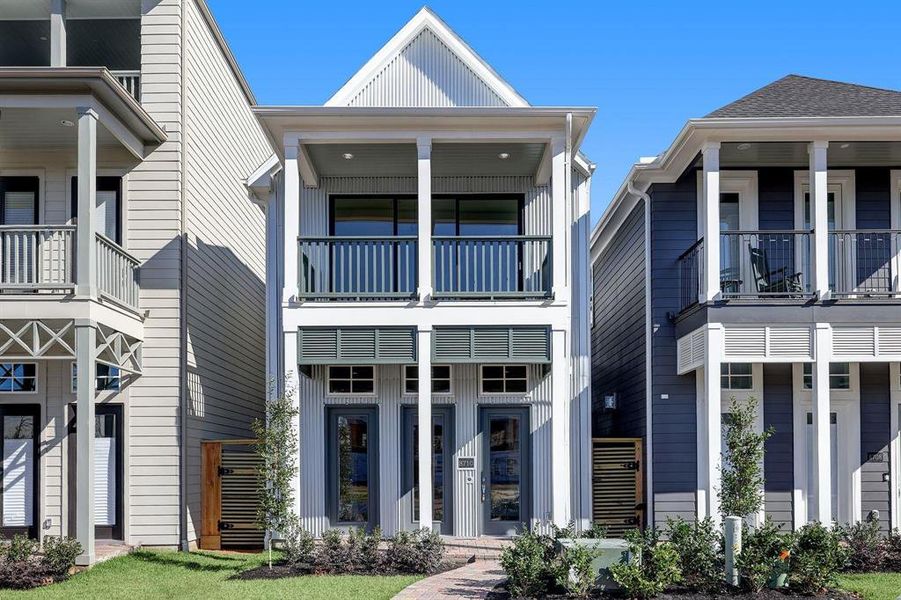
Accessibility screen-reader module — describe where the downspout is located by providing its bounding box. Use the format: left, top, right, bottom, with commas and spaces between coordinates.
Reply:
627, 178, 654, 528
178, 0, 189, 553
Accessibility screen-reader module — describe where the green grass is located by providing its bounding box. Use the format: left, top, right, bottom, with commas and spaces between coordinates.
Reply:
4, 550, 422, 600
839, 573, 901, 600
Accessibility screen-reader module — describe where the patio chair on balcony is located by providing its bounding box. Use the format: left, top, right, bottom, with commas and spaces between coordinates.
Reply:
748, 246, 804, 295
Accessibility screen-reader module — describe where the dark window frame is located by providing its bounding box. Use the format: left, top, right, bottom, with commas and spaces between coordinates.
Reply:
325, 406, 380, 532
70, 176, 123, 244
0, 177, 40, 225
0, 404, 40, 540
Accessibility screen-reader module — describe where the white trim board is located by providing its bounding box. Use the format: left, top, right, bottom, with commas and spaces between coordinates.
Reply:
695, 170, 759, 238
890, 362, 901, 531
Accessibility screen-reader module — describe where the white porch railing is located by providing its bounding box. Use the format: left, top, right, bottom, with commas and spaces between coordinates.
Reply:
96, 233, 140, 310
111, 70, 141, 101
0, 225, 75, 289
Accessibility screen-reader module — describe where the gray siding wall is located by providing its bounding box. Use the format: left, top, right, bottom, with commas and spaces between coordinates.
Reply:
763, 364, 794, 530
182, 0, 271, 543
860, 363, 891, 532
649, 173, 699, 523
591, 200, 645, 439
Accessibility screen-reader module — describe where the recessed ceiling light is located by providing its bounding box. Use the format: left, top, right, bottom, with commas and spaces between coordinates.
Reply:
736, 143, 752, 151
59, 119, 75, 127
342, 153, 354, 160
840, 143, 850, 149
497, 152, 510, 160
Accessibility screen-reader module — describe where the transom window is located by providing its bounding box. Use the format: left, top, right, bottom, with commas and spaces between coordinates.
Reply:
71, 363, 121, 392
480, 365, 528, 394
721, 363, 753, 390
403, 365, 452, 395
328, 366, 375, 395
0, 364, 36, 393
802, 363, 851, 390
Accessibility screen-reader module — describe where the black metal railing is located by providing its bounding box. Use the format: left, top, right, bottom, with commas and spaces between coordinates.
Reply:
719, 230, 811, 298
830, 230, 901, 296
677, 237, 703, 312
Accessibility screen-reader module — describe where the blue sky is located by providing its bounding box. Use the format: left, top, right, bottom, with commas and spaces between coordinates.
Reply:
209, 1, 901, 224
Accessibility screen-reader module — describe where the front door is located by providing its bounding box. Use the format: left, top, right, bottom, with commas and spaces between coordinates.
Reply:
480, 406, 529, 535
402, 406, 453, 534
1, 404, 39, 539
326, 406, 379, 531
68, 404, 124, 540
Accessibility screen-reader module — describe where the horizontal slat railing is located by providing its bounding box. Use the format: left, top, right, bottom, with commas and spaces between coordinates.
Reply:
111, 70, 141, 101
0, 226, 75, 290
677, 237, 703, 312
96, 233, 141, 310
431, 235, 552, 299
830, 230, 901, 297
720, 230, 812, 298
298, 236, 418, 300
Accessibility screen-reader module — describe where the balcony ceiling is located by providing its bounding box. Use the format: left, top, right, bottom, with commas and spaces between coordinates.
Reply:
0, 107, 121, 150
306, 142, 546, 178
711, 141, 901, 167
0, 0, 140, 19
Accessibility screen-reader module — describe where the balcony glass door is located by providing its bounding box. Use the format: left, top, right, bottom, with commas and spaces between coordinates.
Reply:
1, 177, 39, 286
480, 406, 529, 535
719, 193, 741, 293
1, 405, 39, 540
803, 186, 845, 291
402, 406, 453, 534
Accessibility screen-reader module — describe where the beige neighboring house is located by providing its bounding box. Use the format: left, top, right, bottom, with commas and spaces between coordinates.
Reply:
0, 0, 270, 563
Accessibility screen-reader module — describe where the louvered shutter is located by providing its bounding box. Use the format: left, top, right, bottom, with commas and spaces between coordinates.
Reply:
297, 328, 416, 364
433, 327, 550, 363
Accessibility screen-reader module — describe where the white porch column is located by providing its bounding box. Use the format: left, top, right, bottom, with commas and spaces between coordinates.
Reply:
551, 327, 571, 526
812, 323, 833, 523
809, 142, 830, 299
551, 135, 568, 299
417, 328, 433, 530
76, 107, 97, 299
75, 320, 96, 565
417, 137, 433, 300
701, 142, 721, 303
283, 143, 300, 304
50, 0, 66, 66
698, 323, 723, 526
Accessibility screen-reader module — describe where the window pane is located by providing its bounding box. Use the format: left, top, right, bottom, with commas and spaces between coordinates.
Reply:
719, 193, 740, 231
397, 199, 417, 236
330, 366, 351, 379
432, 198, 456, 235
458, 199, 520, 236
332, 198, 394, 236
482, 379, 504, 394
3, 416, 33, 440
432, 365, 451, 379
337, 416, 369, 522
482, 365, 503, 379
505, 365, 527, 379
352, 380, 374, 394
329, 379, 351, 394
505, 378, 527, 393
432, 379, 451, 394
730, 363, 752, 376
405, 365, 418, 380
352, 366, 374, 379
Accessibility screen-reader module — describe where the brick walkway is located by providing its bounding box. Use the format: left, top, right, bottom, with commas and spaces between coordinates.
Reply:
393, 560, 505, 599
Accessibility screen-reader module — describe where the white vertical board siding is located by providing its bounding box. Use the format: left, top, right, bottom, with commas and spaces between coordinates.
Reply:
182, 0, 271, 544
127, 0, 184, 546
346, 28, 508, 108
295, 362, 552, 537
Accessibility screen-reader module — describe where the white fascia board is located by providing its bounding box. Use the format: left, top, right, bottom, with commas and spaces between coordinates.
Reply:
246, 153, 282, 202
325, 7, 529, 108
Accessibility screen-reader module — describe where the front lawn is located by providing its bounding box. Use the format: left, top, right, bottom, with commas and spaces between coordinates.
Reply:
4, 550, 422, 600
839, 573, 901, 600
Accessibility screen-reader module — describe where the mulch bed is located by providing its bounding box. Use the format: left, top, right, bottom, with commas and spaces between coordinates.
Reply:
235, 559, 469, 581
486, 582, 858, 599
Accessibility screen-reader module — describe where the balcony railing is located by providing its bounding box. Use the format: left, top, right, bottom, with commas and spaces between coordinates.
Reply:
678, 238, 703, 311
432, 235, 552, 299
96, 233, 140, 310
0, 226, 141, 311
830, 230, 901, 297
298, 236, 418, 300
111, 70, 141, 101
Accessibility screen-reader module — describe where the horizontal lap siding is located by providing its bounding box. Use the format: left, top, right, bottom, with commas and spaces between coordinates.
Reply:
859, 363, 891, 532
182, 0, 271, 544
855, 168, 891, 229
763, 364, 793, 530
758, 168, 794, 230
650, 173, 699, 524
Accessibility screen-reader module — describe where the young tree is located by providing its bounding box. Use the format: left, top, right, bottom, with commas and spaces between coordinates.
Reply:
719, 396, 773, 520
253, 379, 299, 568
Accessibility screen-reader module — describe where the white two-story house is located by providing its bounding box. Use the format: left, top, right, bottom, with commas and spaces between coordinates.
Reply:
250, 8, 595, 537
0, 0, 271, 562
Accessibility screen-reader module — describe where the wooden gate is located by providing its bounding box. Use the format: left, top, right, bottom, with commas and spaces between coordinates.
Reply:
591, 438, 643, 536
200, 440, 264, 550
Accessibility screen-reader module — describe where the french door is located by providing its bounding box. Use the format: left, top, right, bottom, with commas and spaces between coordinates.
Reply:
1, 404, 40, 539
326, 406, 379, 531
402, 406, 453, 534
68, 404, 124, 540
480, 406, 530, 535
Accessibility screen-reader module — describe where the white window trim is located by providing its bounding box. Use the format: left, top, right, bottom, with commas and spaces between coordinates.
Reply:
720, 363, 765, 526
793, 170, 857, 231
890, 362, 901, 530
0, 169, 45, 224
402, 364, 453, 397
792, 362, 861, 528
0, 362, 39, 395
478, 364, 530, 397
326, 365, 378, 397
696, 170, 759, 238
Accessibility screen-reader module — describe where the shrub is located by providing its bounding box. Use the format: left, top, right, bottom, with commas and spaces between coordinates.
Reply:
789, 522, 849, 594
4, 535, 38, 563
666, 517, 722, 592
883, 529, 901, 572
316, 529, 351, 574
583, 522, 607, 539
736, 519, 792, 592
40, 536, 82, 579
358, 527, 382, 573
553, 543, 599, 598
386, 529, 444, 574
839, 519, 885, 573
280, 520, 315, 569
500, 525, 556, 598
610, 528, 682, 600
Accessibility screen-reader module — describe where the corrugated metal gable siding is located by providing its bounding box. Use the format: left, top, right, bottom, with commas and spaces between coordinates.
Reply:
346, 28, 508, 108
859, 363, 891, 532
763, 364, 794, 530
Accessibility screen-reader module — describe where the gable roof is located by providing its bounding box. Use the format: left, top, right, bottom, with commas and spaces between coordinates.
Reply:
325, 7, 529, 108
705, 74, 901, 119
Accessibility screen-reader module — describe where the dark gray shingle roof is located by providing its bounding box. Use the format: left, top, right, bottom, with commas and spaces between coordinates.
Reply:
705, 75, 901, 119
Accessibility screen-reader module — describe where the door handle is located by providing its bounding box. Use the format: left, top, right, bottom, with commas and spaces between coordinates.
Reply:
481, 474, 487, 503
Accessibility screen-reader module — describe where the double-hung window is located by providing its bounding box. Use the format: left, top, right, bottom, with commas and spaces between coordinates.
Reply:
327, 366, 375, 395
721, 363, 753, 390
802, 363, 851, 390
403, 365, 452, 395
480, 365, 528, 394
